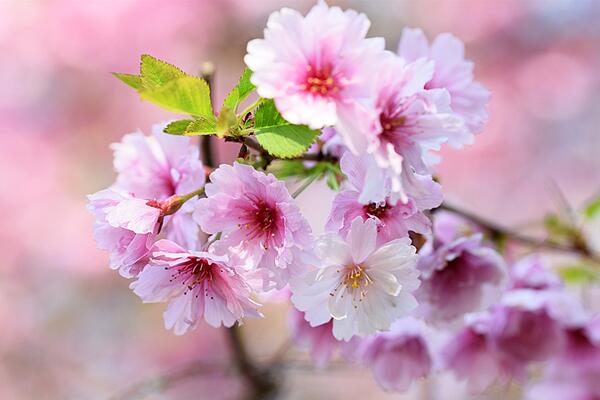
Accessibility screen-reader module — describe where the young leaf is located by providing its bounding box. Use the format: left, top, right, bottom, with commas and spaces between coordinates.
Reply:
215, 107, 237, 138
254, 100, 318, 158
112, 73, 143, 90
140, 54, 185, 90
223, 68, 256, 111
584, 196, 600, 219
163, 120, 195, 134
256, 125, 318, 158
559, 264, 597, 284
185, 118, 217, 135
140, 76, 213, 118
254, 99, 286, 127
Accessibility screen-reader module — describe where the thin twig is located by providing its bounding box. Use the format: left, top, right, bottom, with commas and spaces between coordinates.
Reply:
439, 202, 600, 263
200, 62, 217, 168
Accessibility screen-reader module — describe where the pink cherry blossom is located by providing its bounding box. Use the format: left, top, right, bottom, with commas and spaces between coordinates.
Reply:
441, 313, 516, 392
291, 217, 419, 341
415, 212, 505, 323
193, 162, 313, 290
244, 1, 384, 134
334, 52, 466, 200
87, 188, 163, 278
130, 240, 261, 335
398, 28, 491, 136
508, 254, 562, 291
326, 152, 441, 246
443, 288, 574, 391
527, 318, 600, 400
356, 318, 432, 392
112, 122, 205, 249
289, 308, 339, 368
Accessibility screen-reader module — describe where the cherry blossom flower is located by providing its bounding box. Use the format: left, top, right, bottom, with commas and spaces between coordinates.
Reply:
244, 1, 384, 139
398, 28, 491, 136
333, 52, 466, 200
193, 162, 313, 290
326, 152, 441, 246
508, 254, 562, 291
291, 217, 419, 341
527, 318, 600, 400
356, 318, 432, 392
87, 189, 163, 278
441, 313, 513, 392
289, 308, 339, 368
130, 240, 261, 335
443, 288, 575, 391
112, 123, 205, 249
415, 213, 505, 323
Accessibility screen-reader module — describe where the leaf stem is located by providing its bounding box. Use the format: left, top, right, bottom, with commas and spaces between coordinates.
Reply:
179, 187, 205, 203
238, 97, 264, 122
292, 173, 320, 199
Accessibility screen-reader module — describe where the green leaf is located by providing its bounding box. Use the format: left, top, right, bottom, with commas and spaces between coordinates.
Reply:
140, 76, 213, 118
112, 73, 143, 90
140, 54, 185, 90
254, 100, 318, 158
223, 68, 256, 111
256, 125, 318, 158
254, 99, 286, 127
185, 118, 217, 135
585, 196, 600, 219
269, 160, 311, 179
560, 264, 597, 284
163, 120, 195, 134
215, 107, 237, 138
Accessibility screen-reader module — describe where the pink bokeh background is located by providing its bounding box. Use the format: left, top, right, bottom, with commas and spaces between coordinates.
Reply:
1, 0, 599, 399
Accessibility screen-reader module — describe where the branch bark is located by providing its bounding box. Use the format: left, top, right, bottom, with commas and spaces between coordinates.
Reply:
438, 202, 600, 264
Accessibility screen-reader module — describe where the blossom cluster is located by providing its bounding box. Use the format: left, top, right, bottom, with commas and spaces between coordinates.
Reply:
87, 1, 599, 396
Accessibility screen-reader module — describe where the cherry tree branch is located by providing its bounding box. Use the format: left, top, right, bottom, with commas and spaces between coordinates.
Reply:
438, 203, 600, 264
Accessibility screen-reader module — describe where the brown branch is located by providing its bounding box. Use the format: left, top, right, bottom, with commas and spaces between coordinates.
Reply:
242, 136, 338, 163
200, 62, 217, 168
439, 202, 600, 264
225, 325, 279, 400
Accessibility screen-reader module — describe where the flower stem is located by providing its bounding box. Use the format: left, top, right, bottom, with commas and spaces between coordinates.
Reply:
292, 173, 320, 199
179, 187, 205, 204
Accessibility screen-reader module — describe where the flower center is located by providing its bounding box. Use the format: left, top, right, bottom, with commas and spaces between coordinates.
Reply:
343, 264, 373, 289
364, 202, 390, 219
379, 113, 409, 145
238, 195, 280, 249
168, 257, 222, 297
301, 64, 339, 96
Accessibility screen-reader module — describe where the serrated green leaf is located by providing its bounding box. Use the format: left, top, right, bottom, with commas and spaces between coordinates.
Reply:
113, 73, 143, 90
585, 197, 600, 219
216, 107, 237, 138
223, 68, 256, 111
185, 118, 217, 136
163, 120, 195, 134
254, 100, 318, 158
140, 54, 185, 90
140, 76, 213, 118
254, 99, 286, 128
559, 264, 597, 284
255, 125, 318, 158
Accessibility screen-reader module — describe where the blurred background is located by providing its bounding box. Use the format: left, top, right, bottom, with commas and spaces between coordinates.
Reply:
1, 0, 600, 399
